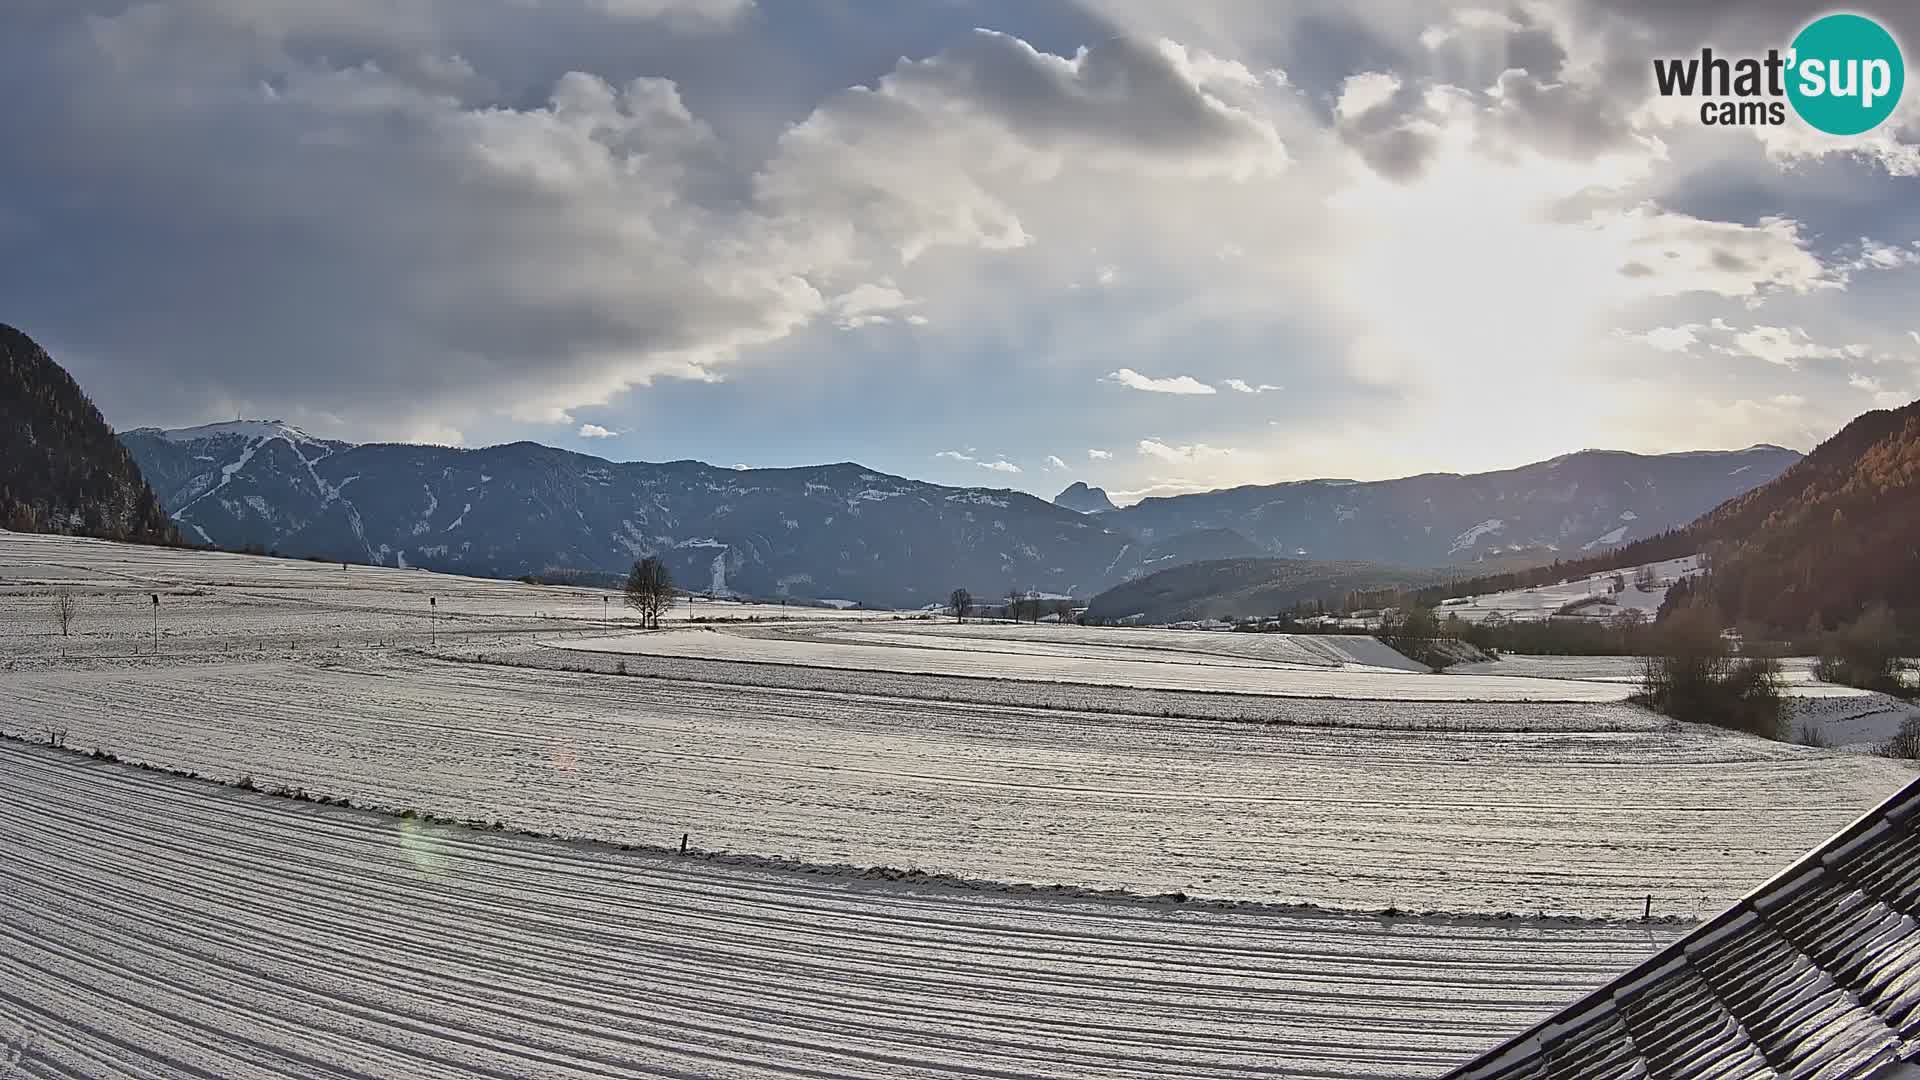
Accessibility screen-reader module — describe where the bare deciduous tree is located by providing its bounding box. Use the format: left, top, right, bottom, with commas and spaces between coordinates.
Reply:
52, 588, 76, 637
625, 557, 673, 630
949, 588, 971, 623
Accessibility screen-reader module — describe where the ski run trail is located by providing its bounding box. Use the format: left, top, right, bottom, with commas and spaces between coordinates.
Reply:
0, 742, 1680, 1080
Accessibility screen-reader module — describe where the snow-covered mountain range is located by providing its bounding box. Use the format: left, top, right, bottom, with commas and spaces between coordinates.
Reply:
1099, 445, 1801, 567
119, 423, 1798, 606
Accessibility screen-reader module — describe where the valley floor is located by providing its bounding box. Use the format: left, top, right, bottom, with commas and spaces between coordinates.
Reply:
3, 530, 1915, 1077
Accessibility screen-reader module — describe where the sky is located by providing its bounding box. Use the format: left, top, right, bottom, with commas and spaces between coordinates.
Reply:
3, 0, 1917, 505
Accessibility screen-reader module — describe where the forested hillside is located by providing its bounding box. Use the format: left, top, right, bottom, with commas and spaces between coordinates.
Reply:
0, 325, 177, 543
1086, 557, 1443, 623
1416, 399, 1920, 632
1693, 400, 1920, 629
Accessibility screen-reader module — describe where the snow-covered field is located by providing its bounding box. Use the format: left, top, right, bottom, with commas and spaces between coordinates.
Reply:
556, 623, 1636, 702
5, 653, 1910, 916
4, 534, 1916, 1077
1436, 555, 1703, 623
0, 742, 1685, 1079
0, 531, 908, 662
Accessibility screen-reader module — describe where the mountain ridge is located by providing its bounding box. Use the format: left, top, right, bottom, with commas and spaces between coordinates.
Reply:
119, 420, 1800, 607
1, 325, 178, 545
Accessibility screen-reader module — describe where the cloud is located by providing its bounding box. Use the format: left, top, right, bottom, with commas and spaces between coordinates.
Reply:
1103, 368, 1217, 394
1848, 373, 1912, 408
1836, 239, 1920, 275
2, 10, 1288, 440
939, 448, 1020, 474
1600, 209, 1836, 300
1624, 324, 1701, 353
1220, 378, 1281, 393
1719, 326, 1868, 369
1335, 72, 1401, 122
1043, 454, 1069, 471
3, 0, 1912, 486
873, 31, 1288, 180
1137, 438, 1236, 463
577, 423, 619, 438
832, 282, 920, 329
591, 0, 754, 28
1087, 448, 1113, 460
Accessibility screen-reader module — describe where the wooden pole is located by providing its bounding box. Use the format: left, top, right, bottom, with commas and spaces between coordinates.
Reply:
1644, 894, 1652, 920
680, 832, 688, 855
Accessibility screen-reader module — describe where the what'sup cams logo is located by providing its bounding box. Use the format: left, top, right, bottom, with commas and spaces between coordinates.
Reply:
1654, 12, 1904, 134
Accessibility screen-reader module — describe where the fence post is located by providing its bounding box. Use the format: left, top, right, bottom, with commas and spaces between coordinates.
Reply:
1644, 894, 1652, 920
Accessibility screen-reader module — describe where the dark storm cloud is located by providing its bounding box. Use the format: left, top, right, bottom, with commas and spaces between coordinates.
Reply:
887, 30, 1273, 160
0, 1, 1262, 439
1334, 77, 1444, 182
1480, 68, 1638, 161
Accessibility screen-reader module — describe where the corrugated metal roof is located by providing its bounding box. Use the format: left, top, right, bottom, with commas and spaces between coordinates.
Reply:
1445, 772, 1920, 1079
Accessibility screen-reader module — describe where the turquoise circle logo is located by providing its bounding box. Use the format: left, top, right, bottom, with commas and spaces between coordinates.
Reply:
1787, 13, 1904, 135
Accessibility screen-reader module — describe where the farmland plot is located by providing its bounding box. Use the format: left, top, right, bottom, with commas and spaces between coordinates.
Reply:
0, 531, 906, 662
558, 625, 1634, 702
0, 742, 1684, 1079
3, 654, 1909, 916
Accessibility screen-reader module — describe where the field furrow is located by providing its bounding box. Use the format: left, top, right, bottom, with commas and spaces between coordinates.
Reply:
0, 743, 1681, 1079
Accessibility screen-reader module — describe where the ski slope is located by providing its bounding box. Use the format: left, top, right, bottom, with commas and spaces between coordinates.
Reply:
0, 741, 1685, 1080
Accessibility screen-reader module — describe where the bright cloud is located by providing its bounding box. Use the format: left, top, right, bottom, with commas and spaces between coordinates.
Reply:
1137, 438, 1236, 463
1220, 378, 1281, 393
1721, 326, 1869, 369
1625, 325, 1701, 353
1088, 449, 1113, 461
1104, 369, 1217, 395
577, 424, 618, 438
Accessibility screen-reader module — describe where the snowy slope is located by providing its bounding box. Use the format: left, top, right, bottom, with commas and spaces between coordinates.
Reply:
1435, 555, 1705, 623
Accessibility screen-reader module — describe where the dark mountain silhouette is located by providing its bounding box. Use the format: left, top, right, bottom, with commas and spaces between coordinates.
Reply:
121, 422, 1794, 609
1103, 446, 1799, 565
1053, 481, 1118, 514
0, 325, 176, 543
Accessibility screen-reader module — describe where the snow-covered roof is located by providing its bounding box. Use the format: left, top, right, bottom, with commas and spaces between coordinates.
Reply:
1445, 773, 1920, 1078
